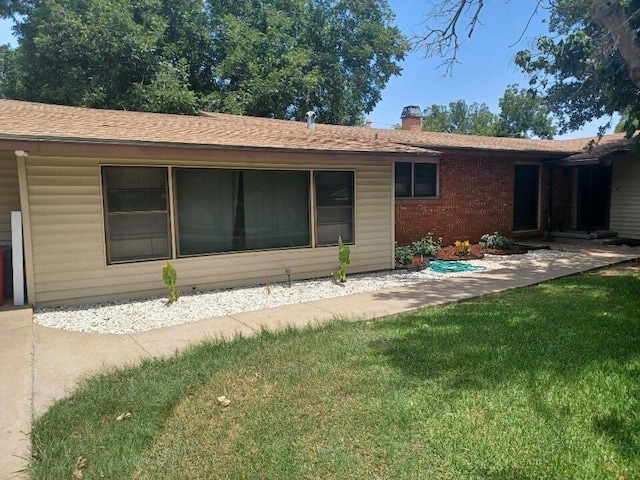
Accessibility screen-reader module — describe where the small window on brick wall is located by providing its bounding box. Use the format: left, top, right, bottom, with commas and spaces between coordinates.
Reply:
395, 161, 438, 198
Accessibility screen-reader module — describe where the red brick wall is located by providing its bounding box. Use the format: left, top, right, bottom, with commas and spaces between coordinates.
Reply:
395, 154, 547, 246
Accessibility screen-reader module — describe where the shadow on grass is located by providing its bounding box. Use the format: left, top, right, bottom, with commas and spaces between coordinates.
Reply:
593, 409, 640, 461
370, 273, 640, 458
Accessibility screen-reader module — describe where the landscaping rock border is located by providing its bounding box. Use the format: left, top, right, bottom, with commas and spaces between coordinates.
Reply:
35, 249, 572, 334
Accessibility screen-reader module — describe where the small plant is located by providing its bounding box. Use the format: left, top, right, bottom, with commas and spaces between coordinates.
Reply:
263, 276, 271, 294
334, 236, 351, 282
411, 232, 442, 259
480, 232, 514, 250
162, 262, 180, 304
454, 240, 471, 256
395, 242, 414, 265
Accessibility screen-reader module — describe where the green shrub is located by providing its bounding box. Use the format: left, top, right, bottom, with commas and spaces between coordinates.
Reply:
334, 236, 351, 282
480, 232, 514, 250
411, 232, 442, 258
395, 243, 414, 265
162, 262, 180, 304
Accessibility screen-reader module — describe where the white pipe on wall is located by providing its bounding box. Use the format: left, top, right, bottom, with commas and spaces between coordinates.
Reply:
11, 211, 24, 306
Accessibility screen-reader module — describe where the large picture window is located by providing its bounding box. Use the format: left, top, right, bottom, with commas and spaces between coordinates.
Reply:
315, 171, 354, 245
101, 166, 355, 264
102, 166, 170, 263
175, 168, 310, 255
395, 161, 438, 198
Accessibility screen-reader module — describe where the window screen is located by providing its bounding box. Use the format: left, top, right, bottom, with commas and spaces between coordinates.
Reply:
102, 166, 170, 263
175, 168, 310, 255
315, 171, 354, 245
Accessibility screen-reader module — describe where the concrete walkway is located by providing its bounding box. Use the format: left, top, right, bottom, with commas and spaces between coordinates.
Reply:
2, 244, 638, 479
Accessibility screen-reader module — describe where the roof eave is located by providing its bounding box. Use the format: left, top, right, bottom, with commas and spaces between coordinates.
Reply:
0, 134, 440, 157
398, 143, 572, 158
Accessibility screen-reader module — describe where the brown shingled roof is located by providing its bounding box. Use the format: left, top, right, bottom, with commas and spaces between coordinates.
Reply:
558, 135, 635, 163
372, 126, 627, 155
0, 100, 433, 155
0, 99, 627, 157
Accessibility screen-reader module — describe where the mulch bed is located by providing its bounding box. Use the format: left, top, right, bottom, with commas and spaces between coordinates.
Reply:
435, 244, 529, 261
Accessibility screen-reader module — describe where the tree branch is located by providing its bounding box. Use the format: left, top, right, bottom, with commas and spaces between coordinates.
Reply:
412, 0, 480, 74
592, 0, 640, 89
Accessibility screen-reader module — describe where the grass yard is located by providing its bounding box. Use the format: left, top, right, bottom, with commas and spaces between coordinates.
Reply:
30, 266, 640, 479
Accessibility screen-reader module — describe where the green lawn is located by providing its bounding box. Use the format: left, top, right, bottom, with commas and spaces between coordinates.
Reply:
30, 267, 640, 479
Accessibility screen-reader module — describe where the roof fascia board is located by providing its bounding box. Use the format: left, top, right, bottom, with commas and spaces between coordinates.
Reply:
0, 135, 439, 160
421, 145, 569, 159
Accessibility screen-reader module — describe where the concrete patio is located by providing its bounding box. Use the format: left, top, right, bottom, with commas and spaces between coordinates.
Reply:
1, 243, 638, 480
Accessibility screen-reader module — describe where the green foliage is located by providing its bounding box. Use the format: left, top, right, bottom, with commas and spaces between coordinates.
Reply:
411, 233, 442, 258
480, 232, 514, 250
420, 91, 556, 139
207, 0, 409, 124
494, 84, 557, 139
130, 61, 199, 114
515, 0, 640, 137
421, 100, 499, 135
0, 44, 22, 98
0, 0, 408, 123
394, 242, 414, 265
162, 261, 179, 304
334, 236, 351, 282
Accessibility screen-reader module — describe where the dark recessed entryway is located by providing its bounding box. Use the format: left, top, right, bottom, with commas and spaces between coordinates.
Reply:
514, 164, 540, 231
577, 165, 611, 232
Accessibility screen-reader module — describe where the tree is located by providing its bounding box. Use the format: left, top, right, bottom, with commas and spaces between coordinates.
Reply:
5, 0, 188, 110
415, 0, 640, 137
0, 0, 408, 124
207, 0, 409, 124
421, 100, 499, 135
420, 86, 556, 139
494, 85, 556, 139
515, 0, 640, 136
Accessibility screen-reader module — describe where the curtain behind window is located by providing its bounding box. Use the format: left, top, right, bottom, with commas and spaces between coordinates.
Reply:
176, 169, 237, 255
244, 170, 310, 250
176, 168, 310, 255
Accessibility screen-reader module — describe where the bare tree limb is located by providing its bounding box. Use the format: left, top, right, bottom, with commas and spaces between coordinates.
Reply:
412, 0, 482, 74
509, 0, 545, 47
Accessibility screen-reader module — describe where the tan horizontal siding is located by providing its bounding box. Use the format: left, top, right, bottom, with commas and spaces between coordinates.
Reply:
26, 153, 393, 306
610, 157, 640, 239
0, 151, 20, 245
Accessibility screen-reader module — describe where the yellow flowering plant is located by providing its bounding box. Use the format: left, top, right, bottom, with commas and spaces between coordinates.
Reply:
454, 240, 471, 256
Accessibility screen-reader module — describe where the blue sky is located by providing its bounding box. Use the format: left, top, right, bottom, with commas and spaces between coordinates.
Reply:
369, 1, 617, 139
0, 3, 617, 139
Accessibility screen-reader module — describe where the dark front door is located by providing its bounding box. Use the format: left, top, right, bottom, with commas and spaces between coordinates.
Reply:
514, 164, 540, 231
577, 166, 611, 232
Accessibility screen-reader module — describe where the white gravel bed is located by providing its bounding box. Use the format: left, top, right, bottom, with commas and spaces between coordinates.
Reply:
34, 249, 572, 334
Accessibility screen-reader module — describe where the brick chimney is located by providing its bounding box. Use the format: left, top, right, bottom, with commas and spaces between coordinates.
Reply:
400, 105, 422, 131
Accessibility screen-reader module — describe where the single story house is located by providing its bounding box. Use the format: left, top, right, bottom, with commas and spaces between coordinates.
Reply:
390, 107, 637, 246
0, 100, 637, 307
